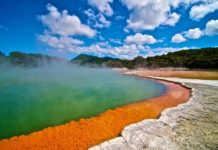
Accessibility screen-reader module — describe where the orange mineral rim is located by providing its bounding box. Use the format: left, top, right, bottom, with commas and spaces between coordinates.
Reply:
0, 79, 190, 150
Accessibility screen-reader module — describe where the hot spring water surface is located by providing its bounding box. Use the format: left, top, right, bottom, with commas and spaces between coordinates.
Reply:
0, 65, 166, 139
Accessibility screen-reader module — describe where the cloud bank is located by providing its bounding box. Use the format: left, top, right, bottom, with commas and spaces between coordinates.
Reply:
37, 1, 218, 59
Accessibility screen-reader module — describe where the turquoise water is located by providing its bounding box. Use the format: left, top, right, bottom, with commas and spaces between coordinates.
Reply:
0, 65, 166, 139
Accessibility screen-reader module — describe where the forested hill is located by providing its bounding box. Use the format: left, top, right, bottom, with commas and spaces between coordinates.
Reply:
71, 47, 218, 69
0, 51, 65, 67
144, 47, 218, 69
71, 54, 120, 66
0, 47, 217, 69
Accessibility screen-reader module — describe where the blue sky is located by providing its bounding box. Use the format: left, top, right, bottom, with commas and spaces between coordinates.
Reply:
0, 0, 218, 59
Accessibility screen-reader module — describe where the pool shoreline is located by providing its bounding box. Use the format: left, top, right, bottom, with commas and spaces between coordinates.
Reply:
90, 71, 218, 150
0, 75, 190, 150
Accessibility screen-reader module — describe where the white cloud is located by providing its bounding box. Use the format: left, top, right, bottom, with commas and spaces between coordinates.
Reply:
171, 33, 186, 43
171, 0, 218, 21
141, 46, 192, 57
80, 44, 142, 59
109, 38, 122, 44
38, 34, 83, 49
39, 37, 143, 59
84, 9, 111, 28
190, 1, 218, 20
123, 27, 130, 33
39, 4, 95, 37
38, 33, 193, 59
171, 19, 218, 42
125, 33, 157, 45
39, 34, 190, 59
121, 0, 180, 31
172, 0, 207, 7
84, 9, 95, 18
184, 28, 203, 39
72, 44, 191, 59
68, 43, 143, 59
96, 14, 111, 28
88, 0, 113, 16
163, 12, 180, 26
120, 0, 218, 31
37, 3, 218, 59
169, 0, 180, 8
205, 19, 218, 36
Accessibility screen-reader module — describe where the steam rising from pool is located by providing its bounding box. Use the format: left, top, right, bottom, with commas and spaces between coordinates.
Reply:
0, 64, 165, 139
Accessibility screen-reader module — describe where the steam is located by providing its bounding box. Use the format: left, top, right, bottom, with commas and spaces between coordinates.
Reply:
0, 62, 165, 139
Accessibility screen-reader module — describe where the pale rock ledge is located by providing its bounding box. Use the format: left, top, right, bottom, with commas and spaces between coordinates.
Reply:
89, 77, 218, 150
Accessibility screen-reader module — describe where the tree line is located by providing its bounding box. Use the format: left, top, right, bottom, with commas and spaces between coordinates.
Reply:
0, 47, 218, 69
0, 51, 64, 67
71, 47, 218, 69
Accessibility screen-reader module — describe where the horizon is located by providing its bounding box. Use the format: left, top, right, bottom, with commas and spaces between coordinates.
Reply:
0, 46, 217, 61
0, 0, 218, 59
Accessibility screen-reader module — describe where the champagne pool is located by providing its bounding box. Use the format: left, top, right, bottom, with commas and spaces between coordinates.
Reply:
0, 65, 166, 139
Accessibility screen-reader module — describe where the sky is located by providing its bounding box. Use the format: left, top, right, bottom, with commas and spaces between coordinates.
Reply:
0, 0, 218, 59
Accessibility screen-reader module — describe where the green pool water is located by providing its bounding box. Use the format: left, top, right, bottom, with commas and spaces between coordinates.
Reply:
0, 65, 166, 139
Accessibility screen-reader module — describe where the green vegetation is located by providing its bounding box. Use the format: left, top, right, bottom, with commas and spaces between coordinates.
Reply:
0, 51, 64, 67
0, 47, 217, 69
72, 47, 218, 69
145, 48, 218, 69
71, 54, 120, 66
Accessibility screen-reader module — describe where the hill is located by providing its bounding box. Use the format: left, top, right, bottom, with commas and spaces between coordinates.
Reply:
0, 51, 66, 67
71, 54, 120, 66
1, 47, 217, 69
71, 47, 218, 69
145, 47, 218, 69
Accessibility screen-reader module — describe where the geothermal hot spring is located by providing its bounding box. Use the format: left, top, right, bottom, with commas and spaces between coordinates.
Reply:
0, 64, 166, 140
